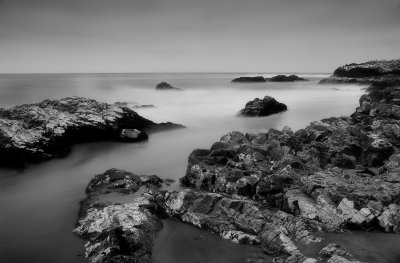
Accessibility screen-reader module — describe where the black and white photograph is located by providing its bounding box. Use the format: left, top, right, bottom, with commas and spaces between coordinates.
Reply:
0, 1, 400, 263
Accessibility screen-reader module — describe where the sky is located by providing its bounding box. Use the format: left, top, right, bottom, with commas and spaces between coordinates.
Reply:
0, 0, 399, 73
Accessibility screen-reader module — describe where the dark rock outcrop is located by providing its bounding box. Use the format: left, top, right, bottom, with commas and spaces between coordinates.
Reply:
0, 96, 181, 167
240, 96, 287, 117
268, 75, 307, 82
320, 59, 400, 85
333, 59, 400, 78
231, 76, 266, 83
155, 82, 181, 90
183, 61, 400, 236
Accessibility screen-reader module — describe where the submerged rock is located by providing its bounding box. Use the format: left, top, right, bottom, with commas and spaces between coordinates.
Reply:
240, 96, 288, 117
0, 96, 181, 167
155, 81, 181, 90
231, 76, 266, 83
268, 75, 307, 82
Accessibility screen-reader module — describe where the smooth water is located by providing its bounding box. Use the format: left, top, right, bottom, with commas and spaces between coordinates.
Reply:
0, 73, 395, 263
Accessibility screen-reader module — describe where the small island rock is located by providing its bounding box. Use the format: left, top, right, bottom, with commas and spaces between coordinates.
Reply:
268, 74, 307, 82
231, 76, 266, 83
155, 81, 181, 90
240, 96, 287, 117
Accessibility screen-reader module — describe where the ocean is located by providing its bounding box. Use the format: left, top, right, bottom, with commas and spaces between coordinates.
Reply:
0, 73, 397, 263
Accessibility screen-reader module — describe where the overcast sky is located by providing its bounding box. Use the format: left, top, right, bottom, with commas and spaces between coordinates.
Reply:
0, 0, 399, 73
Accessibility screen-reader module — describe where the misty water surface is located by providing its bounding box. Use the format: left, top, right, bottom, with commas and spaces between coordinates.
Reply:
1, 73, 397, 263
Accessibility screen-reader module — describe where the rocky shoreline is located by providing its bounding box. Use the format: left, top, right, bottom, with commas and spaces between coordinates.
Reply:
0, 96, 182, 167
74, 59, 400, 263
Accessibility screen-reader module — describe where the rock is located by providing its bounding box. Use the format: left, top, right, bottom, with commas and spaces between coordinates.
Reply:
0, 96, 181, 167
85, 168, 143, 195
74, 169, 167, 263
268, 75, 307, 82
155, 81, 181, 90
118, 129, 148, 142
77, 170, 273, 263
320, 59, 400, 85
240, 96, 288, 117
333, 59, 400, 78
114, 101, 155, 109
318, 243, 364, 263
153, 189, 321, 259
378, 204, 400, 233
181, 59, 400, 236
231, 76, 266, 83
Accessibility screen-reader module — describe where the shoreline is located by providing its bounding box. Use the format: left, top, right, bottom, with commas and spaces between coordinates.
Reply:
74, 59, 400, 263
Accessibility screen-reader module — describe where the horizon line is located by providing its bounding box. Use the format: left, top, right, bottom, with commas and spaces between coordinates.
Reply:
0, 71, 331, 75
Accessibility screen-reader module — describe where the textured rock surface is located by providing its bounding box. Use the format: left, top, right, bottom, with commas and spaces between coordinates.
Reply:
240, 96, 288, 117
231, 76, 266, 83
75, 60, 400, 263
183, 60, 400, 236
75, 169, 165, 263
333, 59, 400, 78
320, 59, 400, 85
0, 96, 181, 167
268, 75, 307, 82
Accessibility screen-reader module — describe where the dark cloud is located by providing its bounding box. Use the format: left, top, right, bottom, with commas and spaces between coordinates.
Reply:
0, 0, 399, 73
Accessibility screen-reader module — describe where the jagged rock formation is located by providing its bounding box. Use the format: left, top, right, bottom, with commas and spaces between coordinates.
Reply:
0, 96, 182, 167
320, 59, 400, 85
231, 76, 266, 83
333, 60, 400, 78
155, 82, 181, 90
268, 75, 307, 82
240, 96, 287, 117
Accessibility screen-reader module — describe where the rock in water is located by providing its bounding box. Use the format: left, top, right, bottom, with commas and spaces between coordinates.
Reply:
0, 96, 180, 167
333, 59, 400, 78
240, 96, 287, 116
74, 169, 164, 263
320, 59, 400, 84
268, 74, 307, 82
118, 129, 148, 142
231, 76, 266, 83
155, 81, 181, 90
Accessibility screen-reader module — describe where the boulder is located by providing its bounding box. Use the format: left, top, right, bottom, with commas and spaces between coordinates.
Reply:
74, 169, 167, 263
118, 129, 148, 142
240, 96, 287, 117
